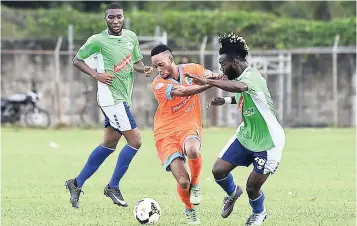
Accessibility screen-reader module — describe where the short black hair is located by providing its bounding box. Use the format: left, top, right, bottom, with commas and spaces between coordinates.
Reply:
218, 32, 250, 59
151, 44, 172, 57
105, 3, 123, 13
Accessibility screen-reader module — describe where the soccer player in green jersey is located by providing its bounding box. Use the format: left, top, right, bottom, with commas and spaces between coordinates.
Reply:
65, 3, 154, 209
186, 32, 285, 226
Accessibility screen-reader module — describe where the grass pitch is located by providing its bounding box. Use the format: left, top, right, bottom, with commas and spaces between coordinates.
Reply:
1, 128, 355, 226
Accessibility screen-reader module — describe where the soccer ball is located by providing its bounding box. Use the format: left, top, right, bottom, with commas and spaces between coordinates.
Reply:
134, 198, 161, 225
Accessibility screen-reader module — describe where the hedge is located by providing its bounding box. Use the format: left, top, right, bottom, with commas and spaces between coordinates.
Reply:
1, 6, 356, 49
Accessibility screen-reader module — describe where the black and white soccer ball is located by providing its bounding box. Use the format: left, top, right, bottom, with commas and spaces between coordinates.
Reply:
134, 198, 161, 225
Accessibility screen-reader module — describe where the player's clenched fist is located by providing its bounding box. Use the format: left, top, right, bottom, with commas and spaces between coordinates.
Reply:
206, 97, 225, 109
94, 72, 114, 85
144, 66, 154, 77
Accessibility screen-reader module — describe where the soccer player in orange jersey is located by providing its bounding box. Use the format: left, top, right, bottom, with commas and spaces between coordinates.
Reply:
150, 44, 217, 224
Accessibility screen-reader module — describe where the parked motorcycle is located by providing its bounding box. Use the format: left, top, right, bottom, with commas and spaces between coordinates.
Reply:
1, 81, 51, 128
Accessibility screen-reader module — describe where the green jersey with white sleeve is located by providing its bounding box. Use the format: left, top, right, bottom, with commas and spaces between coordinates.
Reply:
234, 67, 285, 152
76, 29, 143, 106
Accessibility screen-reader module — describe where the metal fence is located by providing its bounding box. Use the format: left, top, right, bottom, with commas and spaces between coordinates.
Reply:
1, 35, 356, 128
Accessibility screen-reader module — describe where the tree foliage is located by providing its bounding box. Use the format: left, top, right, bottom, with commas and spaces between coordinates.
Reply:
2, 1, 355, 20
1, 5, 355, 49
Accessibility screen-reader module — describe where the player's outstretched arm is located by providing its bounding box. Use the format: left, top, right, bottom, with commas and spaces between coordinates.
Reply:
186, 73, 246, 92
207, 79, 248, 93
170, 84, 212, 97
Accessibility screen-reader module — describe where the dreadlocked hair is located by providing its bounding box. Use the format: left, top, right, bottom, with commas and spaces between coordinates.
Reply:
218, 32, 250, 59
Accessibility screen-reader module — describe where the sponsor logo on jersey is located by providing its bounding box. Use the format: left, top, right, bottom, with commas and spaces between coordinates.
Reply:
114, 53, 132, 73
126, 41, 134, 51
243, 107, 254, 116
185, 77, 193, 85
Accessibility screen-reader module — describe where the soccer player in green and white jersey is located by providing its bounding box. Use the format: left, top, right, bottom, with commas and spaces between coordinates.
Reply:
186, 32, 285, 226
65, 3, 154, 209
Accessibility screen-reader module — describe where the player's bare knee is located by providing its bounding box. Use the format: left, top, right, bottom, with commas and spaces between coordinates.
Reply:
125, 133, 142, 149
102, 139, 119, 149
177, 176, 190, 189
212, 166, 227, 180
186, 147, 199, 159
125, 130, 142, 149
102, 135, 120, 149
127, 139, 142, 150
246, 184, 261, 198
185, 140, 200, 159
103, 128, 121, 149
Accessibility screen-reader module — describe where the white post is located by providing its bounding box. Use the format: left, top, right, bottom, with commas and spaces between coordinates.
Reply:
216, 52, 225, 126
199, 36, 208, 127
199, 36, 208, 65
212, 36, 224, 127
124, 18, 131, 29
211, 36, 219, 72
333, 35, 340, 127
162, 32, 167, 45
154, 26, 160, 37
54, 36, 63, 124
68, 25, 74, 124
297, 57, 303, 122
352, 70, 356, 127
286, 53, 292, 115
278, 53, 284, 125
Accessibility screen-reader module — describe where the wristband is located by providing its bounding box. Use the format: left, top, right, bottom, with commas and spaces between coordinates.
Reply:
224, 97, 232, 104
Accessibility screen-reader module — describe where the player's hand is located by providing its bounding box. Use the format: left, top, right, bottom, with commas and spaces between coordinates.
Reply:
206, 73, 225, 80
144, 66, 154, 77
218, 75, 228, 80
185, 73, 207, 85
209, 74, 228, 80
94, 72, 114, 85
206, 97, 225, 109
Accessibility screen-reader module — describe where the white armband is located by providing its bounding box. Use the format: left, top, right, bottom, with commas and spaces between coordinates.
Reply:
224, 97, 233, 104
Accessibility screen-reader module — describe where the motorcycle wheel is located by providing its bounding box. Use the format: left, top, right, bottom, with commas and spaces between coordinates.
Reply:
24, 107, 51, 128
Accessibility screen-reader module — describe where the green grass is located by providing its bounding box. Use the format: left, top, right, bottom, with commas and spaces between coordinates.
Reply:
1, 128, 356, 226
